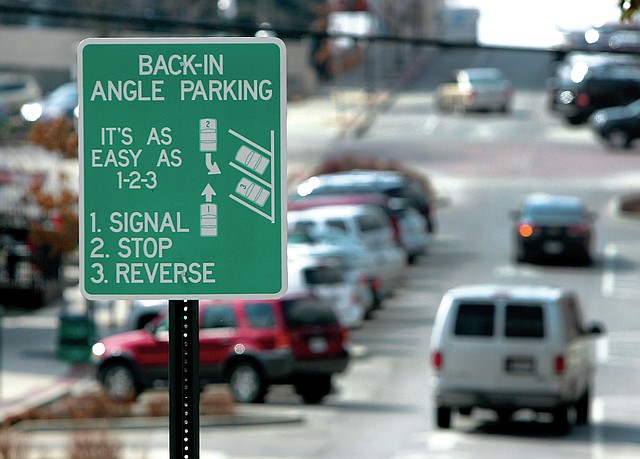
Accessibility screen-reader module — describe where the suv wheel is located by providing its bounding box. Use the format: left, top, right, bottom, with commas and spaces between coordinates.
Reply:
436, 405, 452, 428
227, 361, 266, 403
100, 363, 140, 401
608, 129, 631, 149
295, 375, 332, 404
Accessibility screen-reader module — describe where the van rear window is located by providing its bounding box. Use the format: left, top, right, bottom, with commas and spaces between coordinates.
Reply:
454, 303, 494, 336
505, 304, 544, 338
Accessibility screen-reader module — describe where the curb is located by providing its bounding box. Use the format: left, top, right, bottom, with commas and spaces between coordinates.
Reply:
13, 408, 304, 432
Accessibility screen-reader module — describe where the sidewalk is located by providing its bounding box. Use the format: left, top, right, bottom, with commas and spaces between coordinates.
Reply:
0, 45, 438, 427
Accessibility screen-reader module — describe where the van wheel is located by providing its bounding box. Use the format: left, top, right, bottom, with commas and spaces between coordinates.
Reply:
227, 361, 266, 403
436, 406, 452, 428
576, 389, 590, 425
496, 409, 514, 422
551, 405, 571, 434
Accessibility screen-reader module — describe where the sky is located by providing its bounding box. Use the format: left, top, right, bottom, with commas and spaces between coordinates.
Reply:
449, 0, 622, 48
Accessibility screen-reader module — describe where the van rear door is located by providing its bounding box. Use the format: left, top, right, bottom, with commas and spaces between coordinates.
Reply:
444, 302, 500, 390
443, 301, 555, 393
497, 302, 556, 392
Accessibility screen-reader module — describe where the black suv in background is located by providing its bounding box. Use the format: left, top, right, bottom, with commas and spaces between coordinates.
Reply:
549, 53, 640, 125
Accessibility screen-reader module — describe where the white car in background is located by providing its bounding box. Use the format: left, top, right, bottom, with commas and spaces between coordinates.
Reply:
435, 67, 513, 113
288, 203, 407, 305
288, 243, 372, 329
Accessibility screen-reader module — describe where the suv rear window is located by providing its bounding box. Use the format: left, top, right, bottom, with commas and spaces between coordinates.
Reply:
505, 304, 544, 338
282, 298, 339, 328
454, 303, 494, 336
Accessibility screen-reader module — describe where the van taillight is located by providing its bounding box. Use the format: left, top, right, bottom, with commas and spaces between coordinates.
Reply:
432, 351, 444, 370
554, 355, 566, 375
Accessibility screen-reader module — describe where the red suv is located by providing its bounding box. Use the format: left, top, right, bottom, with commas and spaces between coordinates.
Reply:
91, 295, 350, 404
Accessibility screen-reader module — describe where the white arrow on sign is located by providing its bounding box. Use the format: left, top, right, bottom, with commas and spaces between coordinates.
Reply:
201, 184, 217, 202
206, 154, 221, 175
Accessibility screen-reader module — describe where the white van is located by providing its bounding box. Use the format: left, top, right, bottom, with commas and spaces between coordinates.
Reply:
430, 284, 605, 433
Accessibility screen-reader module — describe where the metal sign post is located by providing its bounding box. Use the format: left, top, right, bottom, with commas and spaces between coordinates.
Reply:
169, 300, 199, 459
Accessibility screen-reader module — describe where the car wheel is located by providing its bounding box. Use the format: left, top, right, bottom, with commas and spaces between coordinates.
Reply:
436, 406, 452, 428
607, 129, 631, 149
576, 389, 590, 425
227, 361, 266, 403
100, 362, 140, 401
295, 375, 332, 404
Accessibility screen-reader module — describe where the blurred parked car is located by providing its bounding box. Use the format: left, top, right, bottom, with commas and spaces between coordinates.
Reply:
549, 54, 640, 124
288, 240, 373, 328
127, 299, 166, 330
125, 241, 376, 331
290, 193, 429, 263
430, 284, 605, 432
434, 67, 513, 113
0, 73, 41, 126
511, 193, 595, 265
93, 294, 350, 404
589, 99, 640, 149
288, 203, 407, 304
20, 81, 77, 123
293, 169, 437, 234
556, 22, 640, 56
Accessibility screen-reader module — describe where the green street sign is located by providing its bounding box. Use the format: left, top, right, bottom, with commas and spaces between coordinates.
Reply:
78, 37, 287, 300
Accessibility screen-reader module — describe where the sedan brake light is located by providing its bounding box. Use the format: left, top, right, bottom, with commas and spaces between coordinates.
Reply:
517, 222, 537, 238
567, 223, 590, 236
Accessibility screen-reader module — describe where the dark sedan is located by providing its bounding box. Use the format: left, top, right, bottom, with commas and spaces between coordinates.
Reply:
590, 99, 640, 149
511, 194, 595, 265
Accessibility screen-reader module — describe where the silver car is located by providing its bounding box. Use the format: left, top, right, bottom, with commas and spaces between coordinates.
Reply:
435, 67, 513, 113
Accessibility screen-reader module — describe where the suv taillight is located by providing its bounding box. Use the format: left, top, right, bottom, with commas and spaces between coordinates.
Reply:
554, 355, 566, 375
340, 328, 350, 344
432, 351, 444, 370
273, 330, 292, 349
